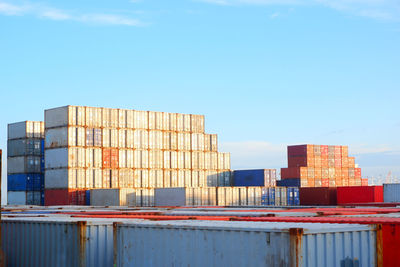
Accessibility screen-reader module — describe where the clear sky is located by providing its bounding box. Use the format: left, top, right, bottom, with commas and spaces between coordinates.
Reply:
1, 0, 399, 203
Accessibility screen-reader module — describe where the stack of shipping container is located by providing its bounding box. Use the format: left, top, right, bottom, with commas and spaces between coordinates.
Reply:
44, 105, 232, 205
279, 144, 368, 188
7, 121, 45, 205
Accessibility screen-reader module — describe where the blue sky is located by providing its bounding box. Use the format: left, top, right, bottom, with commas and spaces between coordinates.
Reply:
1, 0, 399, 203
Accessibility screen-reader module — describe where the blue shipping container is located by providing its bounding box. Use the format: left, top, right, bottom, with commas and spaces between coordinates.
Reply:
233, 170, 265, 186
85, 190, 91, 205
32, 174, 44, 191
40, 139, 44, 154
7, 174, 34, 191
277, 178, 300, 187
286, 187, 300, 206
40, 156, 45, 172
261, 187, 276, 206
40, 191, 45, 206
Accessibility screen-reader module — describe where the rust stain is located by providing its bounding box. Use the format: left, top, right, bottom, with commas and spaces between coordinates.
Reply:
289, 228, 303, 267
77, 221, 87, 267
376, 224, 383, 267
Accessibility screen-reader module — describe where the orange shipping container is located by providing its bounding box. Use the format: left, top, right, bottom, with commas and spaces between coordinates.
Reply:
335, 168, 342, 179
341, 146, 348, 157
342, 179, 349, 186
342, 157, 348, 168
334, 146, 341, 156
322, 179, 329, 187
335, 179, 342, 187
348, 157, 355, 168
342, 168, 349, 179
314, 168, 322, 179
314, 179, 322, 187
361, 178, 368, 186
335, 158, 342, 168
308, 179, 315, 187
322, 168, 329, 179
307, 167, 315, 179
321, 157, 328, 167
328, 158, 335, 167
329, 180, 336, 187
314, 157, 322, 168
313, 145, 321, 156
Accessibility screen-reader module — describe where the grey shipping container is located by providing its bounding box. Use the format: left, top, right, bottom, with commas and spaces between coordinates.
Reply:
7, 139, 42, 157
90, 189, 136, 206
8, 121, 44, 140
383, 183, 400, 203
7, 156, 41, 174
154, 188, 188, 206
116, 220, 376, 267
1, 217, 115, 267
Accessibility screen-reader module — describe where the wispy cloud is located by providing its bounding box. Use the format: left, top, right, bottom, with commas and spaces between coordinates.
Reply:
198, 0, 400, 21
0, 1, 143, 26
269, 12, 280, 19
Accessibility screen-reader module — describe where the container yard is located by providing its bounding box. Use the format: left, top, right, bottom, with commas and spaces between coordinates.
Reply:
2, 105, 399, 266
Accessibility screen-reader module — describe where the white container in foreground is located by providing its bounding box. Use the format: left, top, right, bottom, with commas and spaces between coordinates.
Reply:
116, 220, 376, 267
90, 189, 136, 206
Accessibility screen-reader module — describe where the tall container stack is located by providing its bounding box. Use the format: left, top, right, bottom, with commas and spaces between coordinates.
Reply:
44, 105, 232, 206
279, 144, 364, 188
7, 121, 45, 205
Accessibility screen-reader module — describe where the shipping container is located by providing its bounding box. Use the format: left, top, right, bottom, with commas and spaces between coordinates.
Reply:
7, 173, 42, 191
276, 178, 300, 187
2, 218, 114, 267
154, 188, 193, 206
7, 138, 42, 157
116, 220, 376, 267
232, 169, 276, 187
8, 121, 44, 140
90, 189, 136, 206
286, 187, 299, 206
8, 155, 41, 174
300, 187, 337, 206
337, 186, 383, 205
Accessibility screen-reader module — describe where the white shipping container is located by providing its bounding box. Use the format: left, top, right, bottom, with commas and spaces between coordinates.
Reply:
239, 187, 247, 206
170, 132, 177, 150
163, 170, 171, 187
149, 169, 156, 188
142, 170, 149, 188
90, 189, 135, 206
184, 151, 191, 169
45, 127, 69, 148
183, 114, 191, 132
198, 170, 206, 187
191, 152, 199, 169
149, 130, 163, 150
177, 133, 185, 150
184, 133, 191, 151
126, 129, 134, 148
102, 128, 110, 147
94, 148, 102, 168
171, 170, 178, 187
134, 111, 148, 129
133, 150, 141, 168
155, 169, 164, 188
177, 170, 185, 187
7, 191, 27, 205
169, 113, 177, 131
119, 129, 126, 148
119, 149, 127, 168
141, 150, 149, 169
224, 153, 231, 170
210, 152, 218, 170
170, 151, 178, 169
126, 150, 134, 168
110, 129, 118, 147
162, 112, 170, 131
76, 168, 86, 188
155, 112, 163, 130
102, 108, 111, 128
33, 121, 43, 138
184, 170, 191, 187
163, 151, 171, 169
110, 109, 119, 128
134, 169, 142, 188
118, 109, 127, 128
176, 114, 184, 132
191, 171, 199, 188
217, 153, 224, 170
94, 168, 103, 188
86, 148, 94, 168
86, 168, 94, 188
177, 152, 185, 169
148, 111, 156, 130
126, 110, 134, 129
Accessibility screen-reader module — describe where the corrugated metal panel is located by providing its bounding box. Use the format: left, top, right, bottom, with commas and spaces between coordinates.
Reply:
116, 221, 376, 267
384, 184, 400, 203
1, 219, 114, 267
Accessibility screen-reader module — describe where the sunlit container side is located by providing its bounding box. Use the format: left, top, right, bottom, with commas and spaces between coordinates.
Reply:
149, 130, 163, 150
210, 134, 218, 151
217, 153, 224, 170
163, 170, 171, 187
133, 129, 148, 149
191, 171, 199, 188
217, 187, 226, 206
149, 169, 156, 188
191, 152, 199, 169
182, 114, 191, 132
238, 187, 247, 206
2, 218, 114, 267
8, 155, 41, 174
8, 139, 42, 159
162, 112, 170, 131
184, 132, 191, 150
383, 184, 400, 202
111, 169, 119, 188
225, 187, 233, 205
141, 169, 149, 188
162, 132, 170, 150
149, 150, 163, 169
177, 170, 185, 187
191, 114, 205, 133
110, 108, 119, 128
148, 111, 156, 130
169, 113, 177, 131
140, 188, 155, 206
120, 169, 134, 188
176, 113, 184, 132
171, 170, 178, 187
337, 186, 383, 204
126, 109, 134, 129
117, 109, 126, 128
118, 129, 126, 148
184, 170, 192, 187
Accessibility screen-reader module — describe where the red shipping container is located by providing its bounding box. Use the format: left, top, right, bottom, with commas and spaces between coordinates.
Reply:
288, 156, 315, 167
287, 144, 314, 157
45, 189, 77, 205
321, 145, 328, 156
321, 157, 328, 167
355, 168, 361, 178
300, 187, 337, 205
321, 178, 329, 187
361, 178, 368, 186
281, 167, 308, 179
103, 148, 111, 168
337, 186, 383, 204
110, 148, 119, 169
334, 146, 341, 156
76, 189, 86, 205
